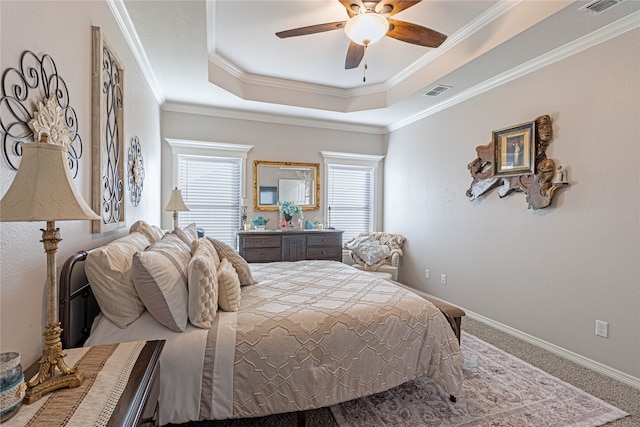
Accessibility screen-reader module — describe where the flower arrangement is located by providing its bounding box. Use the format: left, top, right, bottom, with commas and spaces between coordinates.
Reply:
277, 201, 302, 216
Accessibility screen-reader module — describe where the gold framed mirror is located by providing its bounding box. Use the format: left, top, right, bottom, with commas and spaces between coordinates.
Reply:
253, 160, 320, 211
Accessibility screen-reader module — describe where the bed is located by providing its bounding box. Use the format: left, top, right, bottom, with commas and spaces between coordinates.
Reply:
58, 226, 464, 425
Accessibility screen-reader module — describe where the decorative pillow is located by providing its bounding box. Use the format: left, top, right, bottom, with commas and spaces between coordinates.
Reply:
350, 238, 391, 266
187, 242, 218, 329
130, 220, 164, 243
132, 233, 191, 332
191, 238, 220, 269
173, 223, 199, 247
345, 235, 370, 251
85, 232, 151, 328
217, 258, 241, 312
208, 237, 256, 286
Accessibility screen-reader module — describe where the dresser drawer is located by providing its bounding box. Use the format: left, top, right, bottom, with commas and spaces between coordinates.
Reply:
306, 246, 342, 261
242, 235, 281, 248
307, 233, 342, 247
243, 247, 282, 263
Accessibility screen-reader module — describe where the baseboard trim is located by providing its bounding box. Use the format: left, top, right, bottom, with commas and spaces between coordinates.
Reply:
465, 310, 640, 391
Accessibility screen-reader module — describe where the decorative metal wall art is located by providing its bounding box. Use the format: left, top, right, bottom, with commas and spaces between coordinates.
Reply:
91, 26, 125, 233
127, 136, 144, 207
0, 51, 83, 177
466, 115, 568, 210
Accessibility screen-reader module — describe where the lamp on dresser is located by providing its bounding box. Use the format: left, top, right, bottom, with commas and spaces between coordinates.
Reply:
0, 132, 100, 403
164, 187, 189, 229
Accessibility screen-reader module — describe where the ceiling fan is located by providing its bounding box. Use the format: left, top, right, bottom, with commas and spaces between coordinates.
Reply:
276, 0, 447, 70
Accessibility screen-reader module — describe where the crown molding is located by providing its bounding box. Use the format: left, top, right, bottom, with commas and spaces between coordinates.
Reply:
387, 1, 519, 89
387, 11, 640, 133
107, 0, 164, 105
162, 102, 386, 135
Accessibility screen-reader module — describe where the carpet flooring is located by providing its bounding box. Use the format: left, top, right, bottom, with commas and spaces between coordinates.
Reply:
168, 317, 639, 427
330, 332, 628, 426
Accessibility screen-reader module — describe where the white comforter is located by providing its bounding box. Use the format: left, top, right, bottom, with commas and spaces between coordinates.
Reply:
86, 261, 463, 424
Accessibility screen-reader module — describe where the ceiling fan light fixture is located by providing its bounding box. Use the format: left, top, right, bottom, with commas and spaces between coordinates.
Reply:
344, 12, 389, 46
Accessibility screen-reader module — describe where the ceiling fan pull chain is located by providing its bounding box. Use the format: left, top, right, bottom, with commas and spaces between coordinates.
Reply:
363, 44, 368, 83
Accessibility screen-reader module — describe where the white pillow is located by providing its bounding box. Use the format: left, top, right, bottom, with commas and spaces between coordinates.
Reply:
132, 233, 191, 332
217, 258, 241, 312
352, 238, 391, 265
191, 238, 220, 269
85, 232, 151, 328
187, 242, 218, 329
130, 220, 164, 243
173, 223, 199, 247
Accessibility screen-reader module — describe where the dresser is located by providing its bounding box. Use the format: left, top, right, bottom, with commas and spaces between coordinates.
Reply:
237, 230, 344, 262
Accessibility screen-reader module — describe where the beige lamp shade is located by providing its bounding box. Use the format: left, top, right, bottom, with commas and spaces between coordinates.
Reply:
164, 187, 189, 212
0, 140, 100, 222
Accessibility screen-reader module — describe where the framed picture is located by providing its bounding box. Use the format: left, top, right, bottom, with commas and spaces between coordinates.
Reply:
493, 121, 535, 177
91, 26, 125, 233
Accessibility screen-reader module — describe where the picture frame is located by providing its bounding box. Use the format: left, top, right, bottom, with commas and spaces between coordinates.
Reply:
91, 26, 125, 233
493, 121, 536, 177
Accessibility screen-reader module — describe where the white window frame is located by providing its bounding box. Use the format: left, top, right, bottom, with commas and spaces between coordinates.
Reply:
321, 151, 384, 240
166, 139, 253, 244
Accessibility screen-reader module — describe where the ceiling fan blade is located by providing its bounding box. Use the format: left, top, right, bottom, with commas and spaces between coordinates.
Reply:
376, 0, 421, 17
345, 41, 365, 69
338, 0, 365, 17
386, 19, 447, 48
276, 21, 347, 38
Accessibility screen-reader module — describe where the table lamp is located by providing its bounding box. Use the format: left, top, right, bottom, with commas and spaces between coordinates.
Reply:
0, 133, 100, 403
164, 187, 189, 229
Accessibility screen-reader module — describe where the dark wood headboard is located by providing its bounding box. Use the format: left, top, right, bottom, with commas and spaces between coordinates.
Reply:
59, 248, 101, 349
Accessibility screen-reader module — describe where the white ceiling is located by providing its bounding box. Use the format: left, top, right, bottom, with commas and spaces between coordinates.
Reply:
118, 0, 640, 133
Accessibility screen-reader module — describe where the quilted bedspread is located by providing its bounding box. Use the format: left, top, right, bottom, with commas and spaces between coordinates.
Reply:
87, 260, 463, 424
226, 260, 463, 419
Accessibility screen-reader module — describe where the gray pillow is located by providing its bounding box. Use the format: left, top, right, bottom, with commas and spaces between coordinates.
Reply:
132, 233, 191, 332
207, 237, 256, 286
351, 238, 391, 266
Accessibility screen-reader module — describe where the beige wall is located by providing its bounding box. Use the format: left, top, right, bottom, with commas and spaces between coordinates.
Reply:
160, 110, 386, 231
0, 1, 161, 366
384, 29, 640, 379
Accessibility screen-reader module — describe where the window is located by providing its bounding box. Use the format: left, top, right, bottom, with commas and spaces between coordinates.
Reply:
176, 155, 241, 247
166, 139, 252, 248
322, 151, 384, 244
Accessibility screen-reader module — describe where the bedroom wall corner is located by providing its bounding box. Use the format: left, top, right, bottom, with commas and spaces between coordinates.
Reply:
159, 110, 386, 232
383, 29, 640, 381
0, 0, 161, 367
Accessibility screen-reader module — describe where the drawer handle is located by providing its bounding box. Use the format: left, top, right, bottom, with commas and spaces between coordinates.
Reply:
322, 251, 326, 255
260, 240, 265, 245
260, 254, 265, 258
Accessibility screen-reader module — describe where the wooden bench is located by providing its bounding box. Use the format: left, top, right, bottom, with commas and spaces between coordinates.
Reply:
392, 281, 465, 343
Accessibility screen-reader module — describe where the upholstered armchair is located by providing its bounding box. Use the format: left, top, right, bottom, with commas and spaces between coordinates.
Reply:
343, 232, 406, 281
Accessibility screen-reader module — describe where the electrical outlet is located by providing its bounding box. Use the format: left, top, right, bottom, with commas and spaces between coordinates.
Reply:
441, 274, 447, 285
424, 269, 430, 279
595, 320, 608, 338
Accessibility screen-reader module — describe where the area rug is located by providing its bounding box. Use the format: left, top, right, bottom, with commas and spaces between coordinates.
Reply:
330, 332, 629, 426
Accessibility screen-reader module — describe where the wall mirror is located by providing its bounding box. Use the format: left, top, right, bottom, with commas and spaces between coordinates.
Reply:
253, 160, 320, 210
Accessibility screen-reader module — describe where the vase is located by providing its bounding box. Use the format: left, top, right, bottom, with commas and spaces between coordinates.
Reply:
284, 213, 292, 222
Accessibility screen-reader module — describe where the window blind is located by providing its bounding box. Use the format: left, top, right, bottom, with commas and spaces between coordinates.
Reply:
327, 164, 374, 243
177, 154, 241, 247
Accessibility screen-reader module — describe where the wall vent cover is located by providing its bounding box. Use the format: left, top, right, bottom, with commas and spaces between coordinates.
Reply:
424, 85, 451, 97
580, 0, 625, 15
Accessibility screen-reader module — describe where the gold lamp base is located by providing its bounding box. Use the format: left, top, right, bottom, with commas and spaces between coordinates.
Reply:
22, 322, 85, 404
